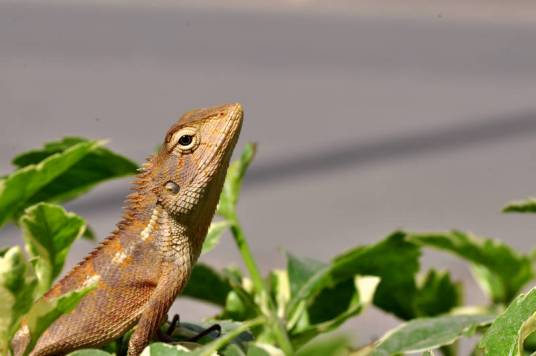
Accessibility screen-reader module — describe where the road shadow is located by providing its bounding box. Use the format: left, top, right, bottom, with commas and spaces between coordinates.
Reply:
246, 111, 536, 186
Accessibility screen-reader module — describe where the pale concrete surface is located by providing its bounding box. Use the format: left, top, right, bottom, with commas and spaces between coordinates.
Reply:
1, 1, 536, 348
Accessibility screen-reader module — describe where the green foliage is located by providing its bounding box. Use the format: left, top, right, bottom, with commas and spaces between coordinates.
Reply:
414, 270, 461, 317
289, 279, 361, 347
201, 221, 231, 255
23, 278, 98, 355
373, 314, 494, 355
2, 137, 536, 356
217, 143, 256, 219
294, 336, 349, 356
408, 230, 533, 304
0, 137, 137, 355
0, 140, 99, 227
268, 270, 291, 319
140, 343, 191, 355
11, 137, 138, 206
503, 198, 536, 213
288, 232, 420, 321
0, 247, 37, 355
182, 264, 232, 306
20, 203, 86, 295
0, 138, 137, 228
287, 254, 325, 299
217, 268, 259, 322
245, 343, 285, 356
480, 287, 536, 355
286, 251, 380, 345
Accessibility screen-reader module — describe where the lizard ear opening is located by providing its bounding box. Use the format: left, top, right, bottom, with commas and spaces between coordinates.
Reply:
164, 181, 180, 195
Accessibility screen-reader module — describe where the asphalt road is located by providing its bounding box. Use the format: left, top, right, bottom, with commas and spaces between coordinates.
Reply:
2, 1, 536, 346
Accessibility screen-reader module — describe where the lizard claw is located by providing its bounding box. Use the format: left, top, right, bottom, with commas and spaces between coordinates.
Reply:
156, 314, 180, 342
187, 324, 222, 342
167, 314, 180, 335
156, 314, 221, 344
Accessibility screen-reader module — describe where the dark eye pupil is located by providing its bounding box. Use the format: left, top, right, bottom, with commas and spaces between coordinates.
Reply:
178, 135, 193, 146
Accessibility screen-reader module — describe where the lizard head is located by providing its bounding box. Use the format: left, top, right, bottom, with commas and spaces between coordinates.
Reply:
152, 103, 243, 219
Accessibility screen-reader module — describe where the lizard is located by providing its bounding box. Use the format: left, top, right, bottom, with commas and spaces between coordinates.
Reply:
12, 103, 244, 356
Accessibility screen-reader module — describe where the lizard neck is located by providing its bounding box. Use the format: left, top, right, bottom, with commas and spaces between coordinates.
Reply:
141, 206, 204, 265
118, 157, 208, 267
117, 147, 228, 268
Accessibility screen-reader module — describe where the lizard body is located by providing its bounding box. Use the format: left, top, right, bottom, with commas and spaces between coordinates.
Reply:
12, 103, 243, 356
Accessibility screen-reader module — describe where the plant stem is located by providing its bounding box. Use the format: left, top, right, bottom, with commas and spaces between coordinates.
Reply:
199, 316, 265, 356
266, 310, 294, 355
228, 212, 294, 355
228, 215, 264, 291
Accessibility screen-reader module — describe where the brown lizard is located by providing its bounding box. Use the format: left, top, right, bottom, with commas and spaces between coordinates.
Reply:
12, 103, 243, 356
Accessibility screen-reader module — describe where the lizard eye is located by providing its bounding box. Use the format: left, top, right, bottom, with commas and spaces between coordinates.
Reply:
164, 181, 180, 194
167, 127, 198, 152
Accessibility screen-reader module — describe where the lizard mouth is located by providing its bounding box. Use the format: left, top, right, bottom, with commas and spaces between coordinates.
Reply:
196, 104, 243, 179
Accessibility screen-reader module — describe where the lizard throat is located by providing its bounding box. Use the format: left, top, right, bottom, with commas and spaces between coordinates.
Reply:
140, 206, 203, 265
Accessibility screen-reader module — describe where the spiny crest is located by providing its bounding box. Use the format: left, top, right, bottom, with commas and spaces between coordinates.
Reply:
125, 156, 155, 207
107, 154, 157, 234
60, 160, 157, 283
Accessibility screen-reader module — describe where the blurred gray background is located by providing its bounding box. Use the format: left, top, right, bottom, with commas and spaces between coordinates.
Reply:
2, 0, 536, 348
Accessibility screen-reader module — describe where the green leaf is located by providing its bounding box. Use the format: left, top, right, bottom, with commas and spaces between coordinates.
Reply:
222, 344, 247, 356
288, 232, 420, 321
480, 287, 536, 355
141, 342, 192, 355
12, 137, 96, 167
220, 283, 259, 322
23, 277, 99, 355
217, 144, 256, 219
287, 254, 326, 298
295, 335, 349, 356
0, 247, 37, 355
290, 276, 379, 347
268, 270, 290, 319
161, 319, 250, 347
471, 264, 504, 305
306, 278, 358, 325
81, 225, 97, 241
524, 331, 536, 353
201, 221, 231, 255
217, 268, 259, 322
0, 140, 101, 227
408, 231, 533, 303
68, 350, 114, 356
373, 314, 495, 355
157, 319, 260, 356
182, 264, 232, 306
221, 291, 257, 322
19, 203, 86, 295
287, 254, 343, 336
13, 137, 138, 205
333, 232, 421, 319
503, 198, 536, 213
246, 343, 285, 356
196, 317, 264, 356
414, 270, 462, 317
217, 320, 255, 345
